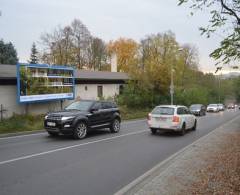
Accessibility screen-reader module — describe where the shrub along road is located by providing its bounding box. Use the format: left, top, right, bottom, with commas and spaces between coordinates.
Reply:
0, 110, 239, 195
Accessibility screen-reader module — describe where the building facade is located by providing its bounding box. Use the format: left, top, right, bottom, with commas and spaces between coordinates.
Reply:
0, 64, 128, 118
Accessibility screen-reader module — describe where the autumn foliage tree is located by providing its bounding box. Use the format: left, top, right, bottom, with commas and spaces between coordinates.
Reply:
107, 38, 139, 73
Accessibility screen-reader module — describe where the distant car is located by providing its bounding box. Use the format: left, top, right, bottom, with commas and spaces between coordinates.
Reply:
147, 105, 197, 136
44, 100, 121, 139
207, 104, 219, 112
189, 104, 206, 116
227, 104, 235, 109
217, 104, 225, 111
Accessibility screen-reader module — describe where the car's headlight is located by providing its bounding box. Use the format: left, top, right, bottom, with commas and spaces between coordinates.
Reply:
44, 115, 48, 119
61, 116, 75, 121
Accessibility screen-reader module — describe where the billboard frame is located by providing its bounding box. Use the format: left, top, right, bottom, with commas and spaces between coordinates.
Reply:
17, 63, 75, 104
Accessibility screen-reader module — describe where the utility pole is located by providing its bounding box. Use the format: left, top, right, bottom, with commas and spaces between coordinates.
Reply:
218, 75, 220, 103
170, 68, 174, 105
218, 71, 222, 103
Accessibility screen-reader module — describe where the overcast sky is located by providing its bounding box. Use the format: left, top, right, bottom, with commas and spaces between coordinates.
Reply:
0, 0, 230, 72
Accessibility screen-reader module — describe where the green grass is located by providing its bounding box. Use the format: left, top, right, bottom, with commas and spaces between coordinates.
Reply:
0, 114, 44, 134
0, 107, 150, 135
120, 106, 149, 120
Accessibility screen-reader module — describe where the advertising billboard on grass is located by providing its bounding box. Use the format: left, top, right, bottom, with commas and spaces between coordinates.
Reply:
17, 63, 75, 103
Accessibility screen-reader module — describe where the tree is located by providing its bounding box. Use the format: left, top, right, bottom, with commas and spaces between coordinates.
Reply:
0, 40, 18, 65
178, 0, 240, 65
29, 42, 39, 64
233, 77, 240, 102
71, 19, 92, 69
40, 19, 106, 69
107, 38, 139, 73
89, 37, 107, 70
41, 25, 74, 66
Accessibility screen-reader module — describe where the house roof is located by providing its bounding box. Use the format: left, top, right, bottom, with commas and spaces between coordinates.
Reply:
0, 64, 129, 81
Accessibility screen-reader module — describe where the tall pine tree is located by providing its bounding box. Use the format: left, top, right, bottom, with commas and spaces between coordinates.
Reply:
29, 42, 38, 64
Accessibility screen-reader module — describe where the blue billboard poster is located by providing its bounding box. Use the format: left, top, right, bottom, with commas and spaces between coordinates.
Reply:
17, 64, 75, 103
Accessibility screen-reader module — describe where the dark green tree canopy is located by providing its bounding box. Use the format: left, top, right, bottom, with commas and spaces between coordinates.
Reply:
0, 39, 18, 65
29, 42, 39, 64
178, 0, 240, 66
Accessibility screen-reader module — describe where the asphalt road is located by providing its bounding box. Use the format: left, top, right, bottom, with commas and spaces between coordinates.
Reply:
0, 109, 239, 195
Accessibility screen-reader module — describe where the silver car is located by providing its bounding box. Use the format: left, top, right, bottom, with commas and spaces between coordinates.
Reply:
207, 104, 219, 112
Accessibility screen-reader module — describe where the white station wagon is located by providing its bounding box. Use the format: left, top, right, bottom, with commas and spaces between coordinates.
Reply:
147, 105, 197, 135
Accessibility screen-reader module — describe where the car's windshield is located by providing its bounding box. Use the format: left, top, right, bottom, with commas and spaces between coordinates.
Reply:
65, 101, 93, 111
208, 104, 217, 107
190, 105, 201, 109
151, 107, 174, 115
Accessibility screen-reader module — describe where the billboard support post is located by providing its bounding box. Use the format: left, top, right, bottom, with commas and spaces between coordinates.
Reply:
60, 100, 63, 110
25, 104, 29, 115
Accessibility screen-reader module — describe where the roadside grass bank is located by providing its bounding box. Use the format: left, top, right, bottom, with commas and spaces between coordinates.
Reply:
0, 107, 149, 134
120, 106, 149, 121
0, 114, 44, 134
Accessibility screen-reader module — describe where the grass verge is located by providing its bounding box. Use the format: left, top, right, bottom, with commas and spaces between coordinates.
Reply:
0, 114, 44, 134
120, 106, 149, 120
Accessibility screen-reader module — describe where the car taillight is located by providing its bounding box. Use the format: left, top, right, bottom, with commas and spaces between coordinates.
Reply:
172, 116, 180, 123
147, 113, 151, 120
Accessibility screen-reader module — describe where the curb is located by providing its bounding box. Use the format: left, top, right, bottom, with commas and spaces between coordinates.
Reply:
0, 118, 146, 138
115, 114, 240, 195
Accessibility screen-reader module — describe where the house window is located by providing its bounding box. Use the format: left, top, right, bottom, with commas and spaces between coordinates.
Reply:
119, 85, 124, 95
97, 86, 103, 97
85, 86, 88, 91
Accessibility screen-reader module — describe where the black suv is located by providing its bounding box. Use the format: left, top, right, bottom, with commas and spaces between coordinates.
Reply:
44, 100, 121, 139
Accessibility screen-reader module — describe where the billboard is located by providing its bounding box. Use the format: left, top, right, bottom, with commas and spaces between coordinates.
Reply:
17, 63, 75, 103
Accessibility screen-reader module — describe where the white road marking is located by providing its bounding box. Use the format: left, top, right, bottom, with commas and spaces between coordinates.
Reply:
0, 129, 148, 166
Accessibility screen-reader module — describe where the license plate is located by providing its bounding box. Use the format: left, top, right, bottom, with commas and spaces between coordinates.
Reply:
154, 117, 166, 121
159, 117, 167, 121
47, 122, 56, 127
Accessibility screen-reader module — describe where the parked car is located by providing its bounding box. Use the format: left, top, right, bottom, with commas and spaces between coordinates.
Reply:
44, 100, 121, 139
217, 104, 225, 111
227, 104, 235, 109
189, 104, 206, 116
147, 105, 197, 136
207, 104, 219, 112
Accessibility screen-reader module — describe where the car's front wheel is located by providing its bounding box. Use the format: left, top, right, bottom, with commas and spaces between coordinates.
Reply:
74, 122, 88, 139
192, 120, 197, 131
110, 118, 120, 133
150, 128, 157, 134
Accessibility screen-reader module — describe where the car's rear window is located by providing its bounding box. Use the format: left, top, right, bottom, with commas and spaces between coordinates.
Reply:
209, 104, 217, 107
190, 105, 201, 109
151, 107, 174, 115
